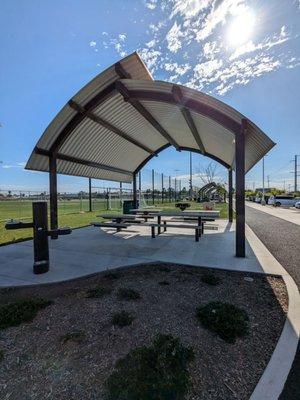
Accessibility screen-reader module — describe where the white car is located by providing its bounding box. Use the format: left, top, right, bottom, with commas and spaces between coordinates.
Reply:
268, 195, 300, 207
295, 201, 300, 209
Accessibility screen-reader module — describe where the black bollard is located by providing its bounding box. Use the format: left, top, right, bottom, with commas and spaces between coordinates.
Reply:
5, 201, 71, 275
33, 202, 50, 274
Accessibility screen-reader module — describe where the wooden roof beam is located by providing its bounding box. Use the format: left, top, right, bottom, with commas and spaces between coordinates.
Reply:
35, 147, 133, 177
116, 81, 180, 150
68, 100, 154, 155
172, 86, 205, 154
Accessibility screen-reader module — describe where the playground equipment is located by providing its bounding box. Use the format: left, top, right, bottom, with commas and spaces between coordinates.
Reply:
5, 201, 71, 274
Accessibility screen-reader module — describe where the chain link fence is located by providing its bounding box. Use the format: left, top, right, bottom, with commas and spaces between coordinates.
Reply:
0, 167, 193, 222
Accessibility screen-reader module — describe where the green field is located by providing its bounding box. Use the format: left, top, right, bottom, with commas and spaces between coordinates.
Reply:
0, 200, 230, 245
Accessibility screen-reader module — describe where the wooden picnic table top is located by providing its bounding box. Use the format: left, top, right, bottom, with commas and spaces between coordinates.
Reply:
97, 214, 140, 219
130, 208, 162, 213
97, 213, 155, 219
146, 211, 220, 217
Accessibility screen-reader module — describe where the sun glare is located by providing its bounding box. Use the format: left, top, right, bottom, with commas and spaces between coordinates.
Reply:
227, 11, 256, 47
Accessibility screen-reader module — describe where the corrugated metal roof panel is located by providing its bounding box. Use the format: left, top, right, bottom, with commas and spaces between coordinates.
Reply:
191, 111, 235, 166
93, 93, 167, 150
26, 53, 275, 181
59, 117, 148, 171
140, 100, 198, 149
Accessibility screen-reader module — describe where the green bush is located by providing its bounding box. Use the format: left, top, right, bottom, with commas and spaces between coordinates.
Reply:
86, 285, 112, 298
117, 288, 141, 301
201, 273, 221, 286
104, 271, 121, 280
60, 330, 86, 344
106, 334, 195, 400
158, 281, 170, 286
0, 299, 53, 330
196, 301, 249, 343
112, 311, 134, 327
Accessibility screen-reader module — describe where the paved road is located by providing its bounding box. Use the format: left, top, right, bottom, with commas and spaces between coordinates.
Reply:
246, 205, 300, 400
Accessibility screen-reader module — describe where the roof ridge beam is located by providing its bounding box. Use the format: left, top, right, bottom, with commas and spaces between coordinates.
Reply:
115, 62, 132, 79
68, 100, 154, 155
116, 81, 180, 150
172, 86, 205, 154
34, 147, 133, 177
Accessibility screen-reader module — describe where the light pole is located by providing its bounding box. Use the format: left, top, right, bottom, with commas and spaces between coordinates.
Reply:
261, 156, 266, 205
189, 152, 193, 200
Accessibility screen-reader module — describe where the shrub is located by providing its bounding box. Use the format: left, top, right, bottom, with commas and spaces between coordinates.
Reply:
104, 271, 120, 280
196, 301, 249, 343
86, 286, 112, 298
112, 311, 134, 327
157, 266, 171, 273
105, 334, 195, 400
60, 330, 86, 344
117, 288, 141, 301
0, 299, 53, 330
201, 273, 221, 286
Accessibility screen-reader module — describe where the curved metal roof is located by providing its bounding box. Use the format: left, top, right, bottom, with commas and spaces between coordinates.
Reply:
26, 52, 275, 182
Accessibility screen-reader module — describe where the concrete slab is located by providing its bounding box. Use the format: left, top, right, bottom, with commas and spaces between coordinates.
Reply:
0, 220, 265, 287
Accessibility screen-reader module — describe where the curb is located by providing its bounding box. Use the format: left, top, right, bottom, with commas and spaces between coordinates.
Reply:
246, 224, 300, 400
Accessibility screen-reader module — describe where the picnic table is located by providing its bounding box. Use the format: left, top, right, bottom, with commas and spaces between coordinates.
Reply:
145, 210, 220, 234
98, 213, 155, 227
130, 208, 162, 216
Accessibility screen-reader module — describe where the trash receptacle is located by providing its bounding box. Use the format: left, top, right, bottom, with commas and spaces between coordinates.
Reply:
123, 200, 135, 214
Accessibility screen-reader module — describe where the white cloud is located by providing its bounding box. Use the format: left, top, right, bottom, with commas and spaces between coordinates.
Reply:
89, 41, 97, 47
139, 48, 162, 73
229, 26, 290, 60
145, 0, 157, 10
2, 162, 26, 169
196, 0, 247, 42
166, 21, 184, 53
164, 62, 191, 75
170, 0, 210, 19
118, 33, 127, 42
194, 59, 223, 79
146, 39, 156, 48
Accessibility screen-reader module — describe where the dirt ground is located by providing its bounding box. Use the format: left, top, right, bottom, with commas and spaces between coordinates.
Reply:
0, 263, 288, 400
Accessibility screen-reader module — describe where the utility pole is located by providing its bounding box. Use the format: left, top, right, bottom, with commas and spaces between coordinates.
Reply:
294, 155, 299, 192
261, 157, 266, 205
267, 175, 270, 189
189, 152, 193, 200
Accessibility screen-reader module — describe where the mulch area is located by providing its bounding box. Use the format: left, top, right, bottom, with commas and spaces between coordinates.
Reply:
0, 263, 288, 400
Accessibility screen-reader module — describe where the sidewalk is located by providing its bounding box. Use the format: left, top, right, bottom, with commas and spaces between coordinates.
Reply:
246, 201, 300, 226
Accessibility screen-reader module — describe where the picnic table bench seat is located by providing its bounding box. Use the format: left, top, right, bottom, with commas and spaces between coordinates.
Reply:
92, 220, 203, 241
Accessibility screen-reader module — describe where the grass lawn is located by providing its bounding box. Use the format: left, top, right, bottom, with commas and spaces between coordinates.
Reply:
0, 200, 232, 245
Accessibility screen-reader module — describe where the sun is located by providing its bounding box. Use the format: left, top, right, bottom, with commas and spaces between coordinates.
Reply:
227, 11, 256, 47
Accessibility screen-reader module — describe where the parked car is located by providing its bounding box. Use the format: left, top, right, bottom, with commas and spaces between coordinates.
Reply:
268, 195, 300, 207
295, 201, 300, 209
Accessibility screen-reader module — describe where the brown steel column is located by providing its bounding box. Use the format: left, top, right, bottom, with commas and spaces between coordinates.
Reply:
228, 168, 233, 223
89, 178, 92, 212
49, 154, 58, 239
133, 173, 138, 208
235, 119, 246, 257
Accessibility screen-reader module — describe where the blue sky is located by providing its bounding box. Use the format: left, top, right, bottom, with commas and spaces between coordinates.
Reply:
1, 0, 300, 193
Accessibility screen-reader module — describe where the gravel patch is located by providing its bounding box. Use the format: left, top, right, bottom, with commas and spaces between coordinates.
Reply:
0, 263, 288, 400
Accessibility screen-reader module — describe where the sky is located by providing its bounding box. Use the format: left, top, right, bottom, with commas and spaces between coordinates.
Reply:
0, 0, 300, 193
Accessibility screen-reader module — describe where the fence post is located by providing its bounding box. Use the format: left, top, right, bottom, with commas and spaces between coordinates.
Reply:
169, 176, 171, 203
152, 169, 155, 205
89, 178, 92, 212
138, 171, 141, 207
161, 173, 164, 203
120, 182, 123, 209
